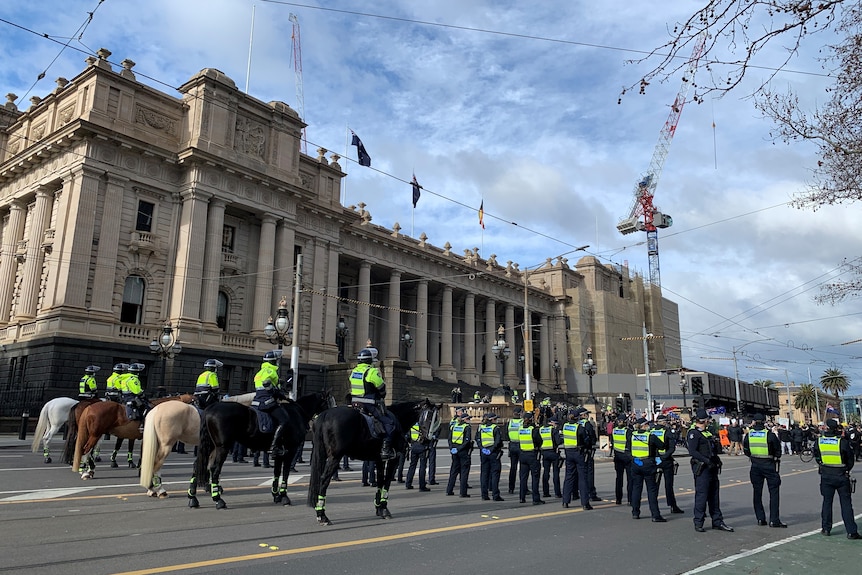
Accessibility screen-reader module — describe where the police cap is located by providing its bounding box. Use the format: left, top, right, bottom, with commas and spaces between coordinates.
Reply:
484, 413, 498, 421
634, 417, 648, 425
522, 411, 535, 420
752, 413, 766, 422
695, 408, 710, 421
826, 418, 840, 430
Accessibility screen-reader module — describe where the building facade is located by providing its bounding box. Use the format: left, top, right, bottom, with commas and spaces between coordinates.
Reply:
0, 52, 681, 402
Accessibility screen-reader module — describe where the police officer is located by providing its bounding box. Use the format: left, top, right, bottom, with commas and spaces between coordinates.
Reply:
78, 365, 100, 399
122, 363, 149, 423
473, 390, 482, 402
507, 407, 524, 494
578, 407, 602, 502
405, 421, 431, 491
611, 414, 632, 506
349, 347, 396, 460
518, 410, 544, 505
476, 412, 505, 501
813, 418, 860, 539
511, 389, 520, 404
194, 359, 223, 409
561, 409, 592, 510
630, 417, 666, 522
688, 408, 734, 533
653, 414, 684, 515
251, 350, 291, 457
446, 410, 473, 497
540, 417, 562, 499
105, 363, 127, 402
743, 413, 786, 527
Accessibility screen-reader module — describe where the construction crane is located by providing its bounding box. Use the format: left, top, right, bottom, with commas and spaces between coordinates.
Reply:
289, 13, 307, 154
617, 32, 707, 287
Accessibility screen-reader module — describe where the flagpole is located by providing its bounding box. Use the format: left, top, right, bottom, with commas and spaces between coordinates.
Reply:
342, 126, 349, 206
245, 4, 256, 94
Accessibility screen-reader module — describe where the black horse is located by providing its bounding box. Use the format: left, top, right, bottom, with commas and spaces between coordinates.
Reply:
307, 399, 441, 525
188, 391, 334, 509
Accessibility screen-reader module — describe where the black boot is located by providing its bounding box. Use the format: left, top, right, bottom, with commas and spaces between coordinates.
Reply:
269, 425, 285, 458
380, 438, 396, 461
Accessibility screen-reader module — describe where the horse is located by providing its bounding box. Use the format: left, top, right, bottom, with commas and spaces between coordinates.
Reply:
71, 394, 194, 479
62, 397, 137, 470
30, 397, 88, 463
138, 392, 255, 498
307, 399, 441, 526
188, 391, 335, 510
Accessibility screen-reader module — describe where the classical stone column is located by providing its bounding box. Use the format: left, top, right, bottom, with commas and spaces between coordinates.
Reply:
90, 175, 127, 314
414, 280, 429, 366
0, 201, 26, 323
251, 215, 277, 335
356, 261, 371, 349
505, 304, 516, 386
54, 166, 101, 311
199, 198, 226, 327
386, 270, 402, 359
485, 298, 497, 384
169, 188, 211, 327
274, 220, 296, 311
16, 187, 53, 319
540, 314, 550, 383
463, 293, 477, 376
440, 285, 454, 369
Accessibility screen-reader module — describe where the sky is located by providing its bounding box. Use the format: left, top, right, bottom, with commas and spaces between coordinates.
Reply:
2, 1, 861, 398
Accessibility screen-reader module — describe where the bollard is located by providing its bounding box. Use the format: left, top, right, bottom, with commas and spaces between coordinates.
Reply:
18, 409, 30, 441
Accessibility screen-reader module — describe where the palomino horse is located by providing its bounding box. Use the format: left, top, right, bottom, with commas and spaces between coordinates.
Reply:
31, 397, 97, 463
72, 394, 194, 479
138, 392, 255, 498
188, 391, 334, 509
307, 399, 441, 526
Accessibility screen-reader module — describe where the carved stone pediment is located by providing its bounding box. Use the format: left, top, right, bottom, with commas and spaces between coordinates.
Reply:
134, 104, 177, 136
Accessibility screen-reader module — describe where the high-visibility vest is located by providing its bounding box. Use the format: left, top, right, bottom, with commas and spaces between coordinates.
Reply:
650, 428, 668, 456
196, 371, 219, 391
631, 432, 650, 459
539, 426, 553, 449
748, 430, 770, 458
451, 424, 468, 446
561, 423, 580, 448
479, 424, 497, 448
79, 375, 96, 394
254, 363, 279, 390
612, 427, 628, 453
409, 423, 421, 442
819, 437, 844, 467
106, 373, 120, 391
508, 419, 523, 442
519, 427, 537, 451
125, 374, 142, 395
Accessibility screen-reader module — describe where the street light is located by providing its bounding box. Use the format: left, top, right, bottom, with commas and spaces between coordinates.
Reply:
553, 359, 561, 390
678, 368, 688, 414
401, 325, 413, 360
582, 346, 597, 405
490, 325, 510, 389
149, 321, 182, 392
264, 297, 292, 390
518, 350, 525, 385
335, 317, 348, 363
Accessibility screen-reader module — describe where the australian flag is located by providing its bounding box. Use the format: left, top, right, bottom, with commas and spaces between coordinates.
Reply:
826, 403, 839, 416
350, 130, 371, 167
411, 173, 422, 208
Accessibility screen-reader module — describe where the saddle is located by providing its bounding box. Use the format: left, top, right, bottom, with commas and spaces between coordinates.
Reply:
252, 408, 275, 434
352, 403, 385, 439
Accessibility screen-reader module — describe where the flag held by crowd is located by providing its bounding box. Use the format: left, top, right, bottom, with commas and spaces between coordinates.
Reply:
826, 403, 839, 416
411, 174, 422, 208
350, 130, 371, 167
478, 200, 485, 229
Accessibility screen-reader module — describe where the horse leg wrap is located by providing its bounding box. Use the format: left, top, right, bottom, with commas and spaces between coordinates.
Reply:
271, 480, 279, 496
187, 477, 196, 498
210, 483, 220, 499
111, 450, 118, 461
315, 495, 326, 511
127, 452, 134, 463
280, 481, 287, 495
152, 475, 162, 490
43, 447, 49, 458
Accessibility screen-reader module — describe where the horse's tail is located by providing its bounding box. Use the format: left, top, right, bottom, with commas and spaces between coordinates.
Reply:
62, 405, 80, 466
194, 413, 214, 488
139, 406, 159, 489
307, 420, 326, 507
31, 403, 50, 453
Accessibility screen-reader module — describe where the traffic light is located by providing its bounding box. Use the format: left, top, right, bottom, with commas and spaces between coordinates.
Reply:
691, 376, 703, 396
615, 398, 624, 412
653, 400, 661, 414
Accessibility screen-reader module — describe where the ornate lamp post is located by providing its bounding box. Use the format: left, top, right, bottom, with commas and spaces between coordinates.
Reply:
149, 321, 182, 392
518, 350, 526, 385
490, 325, 510, 389
401, 325, 413, 360
582, 346, 598, 405
553, 359, 561, 390
678, 368, 688, 415
264, 297, 292, 389
335, 316, 349, 363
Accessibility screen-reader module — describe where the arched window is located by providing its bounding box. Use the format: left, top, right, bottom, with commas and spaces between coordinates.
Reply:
217, 291, 229, 331
120, 276, 145, 324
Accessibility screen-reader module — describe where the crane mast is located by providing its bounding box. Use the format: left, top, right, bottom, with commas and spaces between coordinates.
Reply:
617, 33, 707, 287
289, 13, 307, 154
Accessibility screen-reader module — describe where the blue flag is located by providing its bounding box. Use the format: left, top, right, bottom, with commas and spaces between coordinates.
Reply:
350, 130, 371, 167
411, 173, 422, 208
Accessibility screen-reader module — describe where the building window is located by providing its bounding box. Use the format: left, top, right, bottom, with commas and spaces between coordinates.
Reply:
136, 201, 155, 232
217, 291, 229, 330
222, 225, 235, 253
120, 276, 145, 324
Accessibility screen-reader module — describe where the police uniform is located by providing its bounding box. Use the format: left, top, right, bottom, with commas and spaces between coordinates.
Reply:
476, 413, 505, 501
813, 419, 860, 538
687, 409, 733, 532
742, 413, 785, 527
630, 417, 666, 521
122, 364, 149, 422
652, 415, 684, 514
78, 366, 99, 400
251, 351, 290, 456
105, 364, 126, 402
580, 409, 601, 501
540, 418, 562, 498
194, 359, 222, 409
349, 347, 396, 460
518, 412, 544, 504
446, 412, 473, 497
611, 416, 633, 505
507, 409, 524, 494
405, 422, 431, 491
561, 408, 592, 509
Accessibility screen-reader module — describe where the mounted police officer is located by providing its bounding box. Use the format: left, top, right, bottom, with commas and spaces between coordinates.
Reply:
813, 418, 860, 539
540, 417, 562, 499
349, 347, 396, 460
518, 410, 544, 505
630, 417, 666, 522
743, 413, 786, 527
476, 412, 505, 501
194, 359, 223, 409
653, 414, 684, 515
105, 363, 127, 402
251, 350, 291, 457
611, 413, 632, 505
507, 407, 524, 494
122, 363, 149, 425
688, 408, 734, 533
78, 365, 100, 400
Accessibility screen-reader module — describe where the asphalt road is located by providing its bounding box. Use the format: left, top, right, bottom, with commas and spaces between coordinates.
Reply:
2, 436, 861, 575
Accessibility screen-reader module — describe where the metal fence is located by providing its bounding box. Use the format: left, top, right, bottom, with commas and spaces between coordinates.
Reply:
0, 383, 46, 417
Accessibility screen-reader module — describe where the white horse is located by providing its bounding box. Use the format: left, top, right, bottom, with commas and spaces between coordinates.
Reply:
31, 397, 80, 463
139, 392, 255, 498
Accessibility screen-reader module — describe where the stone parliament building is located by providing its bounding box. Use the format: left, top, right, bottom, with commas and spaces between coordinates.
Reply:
0, 50, 681, 406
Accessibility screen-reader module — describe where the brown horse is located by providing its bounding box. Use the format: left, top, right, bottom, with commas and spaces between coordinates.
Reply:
72, 394, 194, 479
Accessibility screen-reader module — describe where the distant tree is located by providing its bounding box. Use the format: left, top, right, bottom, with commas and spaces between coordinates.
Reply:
627, 1, 862, 303
752, 379, 776, 389
820, 367, 851, 421
793, 383, 820, 422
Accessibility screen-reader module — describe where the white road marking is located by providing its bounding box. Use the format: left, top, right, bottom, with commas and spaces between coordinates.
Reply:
2, 487, 97, 501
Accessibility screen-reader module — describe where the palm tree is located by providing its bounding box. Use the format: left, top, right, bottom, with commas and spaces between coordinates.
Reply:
793, 383, 820, 423
752, 379, 776, 388
820, 368, 851, 422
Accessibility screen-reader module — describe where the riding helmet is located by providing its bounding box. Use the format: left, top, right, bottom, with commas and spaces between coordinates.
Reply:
263, 350, 282, 363
204, 359, 224, 369
84, 365, 101, 374
113, 363, 129, 373
128, 363, 145, 373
